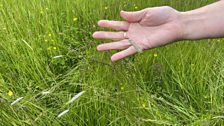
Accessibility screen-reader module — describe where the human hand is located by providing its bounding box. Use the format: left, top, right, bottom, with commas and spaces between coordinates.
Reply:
93, 6, 184, 61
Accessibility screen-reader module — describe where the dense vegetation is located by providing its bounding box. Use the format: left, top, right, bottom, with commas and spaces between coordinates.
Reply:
0, 0, 223, 125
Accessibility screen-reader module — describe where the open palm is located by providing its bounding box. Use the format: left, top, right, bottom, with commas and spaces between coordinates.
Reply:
93, 6, 184, 61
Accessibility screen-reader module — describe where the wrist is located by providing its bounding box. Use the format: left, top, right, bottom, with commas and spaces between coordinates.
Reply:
179, 11, 206, 40
178, 1, 224, 40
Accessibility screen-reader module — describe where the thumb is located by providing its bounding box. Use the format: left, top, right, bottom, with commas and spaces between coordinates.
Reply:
120, 9, 146, 22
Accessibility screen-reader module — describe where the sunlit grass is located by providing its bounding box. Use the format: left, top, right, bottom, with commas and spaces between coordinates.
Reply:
0, 0, 223, 125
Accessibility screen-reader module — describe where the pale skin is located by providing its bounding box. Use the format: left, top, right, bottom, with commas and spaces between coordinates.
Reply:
93, 1, 224, 62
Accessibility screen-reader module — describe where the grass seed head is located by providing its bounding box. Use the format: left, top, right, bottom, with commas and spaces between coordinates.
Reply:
57, 109, 70, 118
53, 55, 63, 59
11, 97, 23, 106
42, 91, 50, 95
67, 91, 86, 105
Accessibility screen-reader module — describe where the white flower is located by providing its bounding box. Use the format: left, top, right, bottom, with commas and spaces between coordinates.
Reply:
11, 97, 23, 106
66, 91, 86, 105
57, 109, 70, 118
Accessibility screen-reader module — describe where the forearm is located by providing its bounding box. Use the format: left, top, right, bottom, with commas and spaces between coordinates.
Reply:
180, 1, 224, 40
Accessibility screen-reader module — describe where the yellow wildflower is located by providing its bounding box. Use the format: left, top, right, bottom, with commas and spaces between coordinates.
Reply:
73, 17, 78, 22
154, 53, 158, 57
8, 90, 13, 97
48, 33, 52, 37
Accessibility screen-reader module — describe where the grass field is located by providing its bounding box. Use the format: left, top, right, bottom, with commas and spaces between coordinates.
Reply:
0, 0, 224, 125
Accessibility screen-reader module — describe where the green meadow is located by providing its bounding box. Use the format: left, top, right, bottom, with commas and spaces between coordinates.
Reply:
0, 0, 224, 125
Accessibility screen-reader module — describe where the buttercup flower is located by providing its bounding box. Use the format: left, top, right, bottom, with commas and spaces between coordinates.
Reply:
154, 53, 158, 57
8, 90, 13, 97
73, 17, 78, 22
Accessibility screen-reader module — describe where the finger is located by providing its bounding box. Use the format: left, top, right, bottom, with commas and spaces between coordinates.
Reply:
97, 39, 131, 51
120, 9, 147, 22
97, 20, 130, 31
111, 46, 138, 62
92, 31, 126, 40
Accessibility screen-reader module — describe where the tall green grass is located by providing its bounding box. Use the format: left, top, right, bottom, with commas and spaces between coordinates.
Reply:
0, 0, 223, 125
